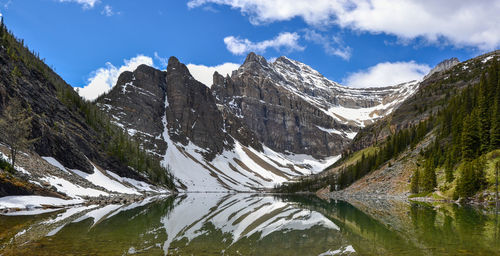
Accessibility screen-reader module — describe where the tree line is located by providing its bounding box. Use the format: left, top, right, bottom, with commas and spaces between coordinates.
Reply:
276, 57, 499, 196
410, 58, 499, 198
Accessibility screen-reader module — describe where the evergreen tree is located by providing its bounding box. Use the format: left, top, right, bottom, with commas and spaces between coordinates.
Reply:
491, 80, 500, 149
444, 156, 454, 182
410, 168, 420, 194
478, 73, 491, 154
456, 159, 485, 198
488, 58, 498, 103
461, 110, 479, 160
421, 160, 436, 193
456, 161, 475, 198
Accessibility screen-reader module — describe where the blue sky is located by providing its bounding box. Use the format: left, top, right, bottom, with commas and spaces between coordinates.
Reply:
1, 0, 499, 100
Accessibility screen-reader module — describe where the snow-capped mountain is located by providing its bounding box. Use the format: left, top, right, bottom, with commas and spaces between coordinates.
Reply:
213, 53, 419, 158
96, 53, 419, 191
96, 57, 339, 191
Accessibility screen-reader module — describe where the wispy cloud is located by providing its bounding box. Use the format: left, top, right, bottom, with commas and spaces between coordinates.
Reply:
58, 0, 99, 9
224, 32, 304, 55
189, 0, 500, 50
344, 61, 431, 88
101, 5, 115, 16
303, 29, 352, 60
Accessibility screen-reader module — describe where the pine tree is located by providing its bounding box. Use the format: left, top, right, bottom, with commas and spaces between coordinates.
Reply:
488, 58, 498, 103
444, 156, 454, 182
461, 110, 479, 160
456, 161, 476, 198
421, 160, 437, 193
478, 73, 491, 154
410, 168, 420, 194
491, 77, 500, 149
474, 159, 487, 191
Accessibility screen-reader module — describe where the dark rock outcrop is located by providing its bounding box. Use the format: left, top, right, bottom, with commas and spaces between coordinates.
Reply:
0, 37, 144, 180
165, 57, 232, 159
96, 64, 168, 156
98, 57, 263, 161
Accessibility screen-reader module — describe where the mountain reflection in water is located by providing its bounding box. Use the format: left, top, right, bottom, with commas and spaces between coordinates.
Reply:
0, 194, 499, 255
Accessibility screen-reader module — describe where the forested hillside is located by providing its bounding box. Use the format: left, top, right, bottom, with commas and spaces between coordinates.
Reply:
0, 18, 174, 190
277, 52, 500, 200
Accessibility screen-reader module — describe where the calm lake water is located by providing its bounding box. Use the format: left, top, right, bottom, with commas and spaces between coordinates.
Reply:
0, 194, 499, 255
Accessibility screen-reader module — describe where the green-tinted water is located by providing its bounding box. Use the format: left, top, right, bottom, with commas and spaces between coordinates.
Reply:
0, 194, 499, 255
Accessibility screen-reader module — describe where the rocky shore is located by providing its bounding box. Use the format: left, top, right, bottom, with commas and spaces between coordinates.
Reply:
323, 190, 500, 210
0, 192, 170, 214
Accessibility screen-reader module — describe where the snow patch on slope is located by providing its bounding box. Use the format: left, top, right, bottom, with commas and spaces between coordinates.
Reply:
239, 56, 420, 139
70, 165, 140, 195
161, 112, 340, 191
40, 175, 109, 198
326, 80, 419, 127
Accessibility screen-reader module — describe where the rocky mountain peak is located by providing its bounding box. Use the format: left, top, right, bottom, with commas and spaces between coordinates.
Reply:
167, 56, 192, 76
212, 71, 225, 87
424, 57, 460, 79
96, 63, 168, 156
243, 52, 266, 64
239, 52, 271, 74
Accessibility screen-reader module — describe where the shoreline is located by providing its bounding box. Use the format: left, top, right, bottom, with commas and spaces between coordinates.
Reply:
323, 190, 500, 210
3, 190, 499, 215
0, 192, 170, 214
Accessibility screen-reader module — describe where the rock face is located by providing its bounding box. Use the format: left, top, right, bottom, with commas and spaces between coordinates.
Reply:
96, 53, 420, 191
0, 42, 144, 180
165, 57, 233, 159
424, 57, 460, 79
96, 65, 168, 156
97, 57, 262, 161
212, 53, 419, 158
97, 56, 342, 191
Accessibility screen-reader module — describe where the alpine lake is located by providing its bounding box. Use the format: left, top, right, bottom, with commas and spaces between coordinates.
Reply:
0, 193, 499, 255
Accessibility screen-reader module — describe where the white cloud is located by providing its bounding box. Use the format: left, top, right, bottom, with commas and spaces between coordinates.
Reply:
224, 32, 304, 55
101, 5, 114, 16
187, 63, 240, 87
78, 55, 154, 101
303, 29, 351, 60
78, 54, 239, 98
188, 0, 500, 50
58, 0, 99, 9
343, 61, 430, 88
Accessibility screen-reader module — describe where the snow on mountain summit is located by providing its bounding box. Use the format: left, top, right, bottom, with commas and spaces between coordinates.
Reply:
248, 53, 420, 128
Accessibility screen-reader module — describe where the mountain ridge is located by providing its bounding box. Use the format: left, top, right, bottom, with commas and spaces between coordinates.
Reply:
95, 52, 422, 191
